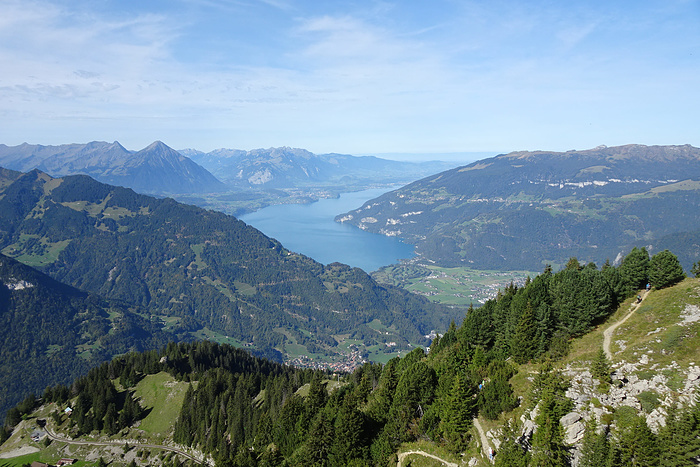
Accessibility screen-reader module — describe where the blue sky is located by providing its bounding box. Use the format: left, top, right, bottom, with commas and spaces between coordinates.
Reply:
0, 0, 698, 156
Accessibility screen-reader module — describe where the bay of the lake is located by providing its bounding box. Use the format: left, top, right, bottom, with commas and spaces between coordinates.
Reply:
239, 187, 415, 272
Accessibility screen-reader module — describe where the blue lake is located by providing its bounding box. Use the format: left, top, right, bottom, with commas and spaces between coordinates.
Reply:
239, 187, 415, 272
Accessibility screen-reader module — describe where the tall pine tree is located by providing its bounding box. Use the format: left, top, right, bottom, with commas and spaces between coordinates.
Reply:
440, 373, 476, 452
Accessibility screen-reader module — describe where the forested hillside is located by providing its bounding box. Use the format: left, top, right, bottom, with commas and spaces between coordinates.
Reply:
4, 248, 696, 466
0, 168, 456, 366
337, 144, 700, 271
0, 253, 177, 419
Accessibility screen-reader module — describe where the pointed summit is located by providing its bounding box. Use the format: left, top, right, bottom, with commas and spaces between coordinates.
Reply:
142, 140, 171, 152
0, 141, 224, 194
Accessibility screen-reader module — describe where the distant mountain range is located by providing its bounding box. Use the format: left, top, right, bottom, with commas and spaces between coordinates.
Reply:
183, 146, 458, 189
0, 142, 459, 211
337, 144, 700, 271
0, 141, 225, 194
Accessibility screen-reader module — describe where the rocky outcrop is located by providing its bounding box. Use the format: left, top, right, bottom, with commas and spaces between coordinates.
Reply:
557, 357, 700, 466
506, 355, 699, 467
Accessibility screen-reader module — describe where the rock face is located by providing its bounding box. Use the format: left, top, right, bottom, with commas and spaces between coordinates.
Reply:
511, 281, 700, 467
560, 412, 584, 445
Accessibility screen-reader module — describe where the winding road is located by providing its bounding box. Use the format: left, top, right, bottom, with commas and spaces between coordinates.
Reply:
395, 418, 492, 466
43, 428, 209, 466
603, 289, 649, 359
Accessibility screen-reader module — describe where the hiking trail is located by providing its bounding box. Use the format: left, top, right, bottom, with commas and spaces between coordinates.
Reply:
603, 289, 649, 360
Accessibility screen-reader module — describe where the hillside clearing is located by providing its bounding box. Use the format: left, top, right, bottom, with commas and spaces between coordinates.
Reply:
133, 372, 192, 436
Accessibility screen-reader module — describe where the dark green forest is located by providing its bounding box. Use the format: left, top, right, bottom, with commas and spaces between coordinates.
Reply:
0, 253, 179, 419
4, 247, 696, 466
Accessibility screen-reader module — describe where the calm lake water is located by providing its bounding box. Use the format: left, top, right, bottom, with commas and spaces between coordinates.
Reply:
239, 187, 415, 272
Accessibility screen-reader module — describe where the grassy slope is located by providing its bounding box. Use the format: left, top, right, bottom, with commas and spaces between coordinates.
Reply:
132, 373, 193, 437
0, 373, 195, 467
566, 277, 700, 370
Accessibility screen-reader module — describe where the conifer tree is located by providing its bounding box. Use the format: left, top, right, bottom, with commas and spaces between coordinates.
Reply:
602, 259, 626, 304
253, 412, 273, 451
579, 418, 610, 467
591, 348, 612, 384
692, 261, 700, 278
103, 403, 119, 435
565, 257, 582, 271
479, 376, 518, 420
275, 395, 305, 457
529, 364, 571, 467
366, 358, 399, 423
648, 250, 685, 289
494, 420, 530, 467
510, 300, 537, 364
460, 302, 494, 350
4, 407, 21, 428
352, 373, 372, 405
619, 247, 650, 296
305, 411, 334, 467
384, 361, 436, 445
330, 394, 366, 465
440, 373, 476, 452
258, 445, 284, 467
436, 320, 458, 350
530, 406, 569, 467
306, 372, 328, 415
657, 402, 700, 466
618, 415, 659, 467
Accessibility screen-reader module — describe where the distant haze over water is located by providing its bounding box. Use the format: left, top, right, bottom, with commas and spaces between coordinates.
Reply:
240, 187, 414, 272
362, 151, 500, 163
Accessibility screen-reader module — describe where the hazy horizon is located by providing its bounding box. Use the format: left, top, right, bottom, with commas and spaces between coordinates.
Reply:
1, 1, 697, 154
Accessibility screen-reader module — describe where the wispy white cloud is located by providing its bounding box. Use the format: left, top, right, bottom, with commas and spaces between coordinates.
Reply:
0, 1, 181, 106
0, 0, 697, 153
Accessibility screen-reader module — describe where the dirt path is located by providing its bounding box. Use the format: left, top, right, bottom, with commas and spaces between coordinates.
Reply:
603, 289, 649, 360
397, 450, 459, 467
44, 428, 209, 465
473, 418, 493, 463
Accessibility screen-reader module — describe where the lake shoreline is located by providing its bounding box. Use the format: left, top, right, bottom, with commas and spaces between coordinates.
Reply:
240, 187, 415, 272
